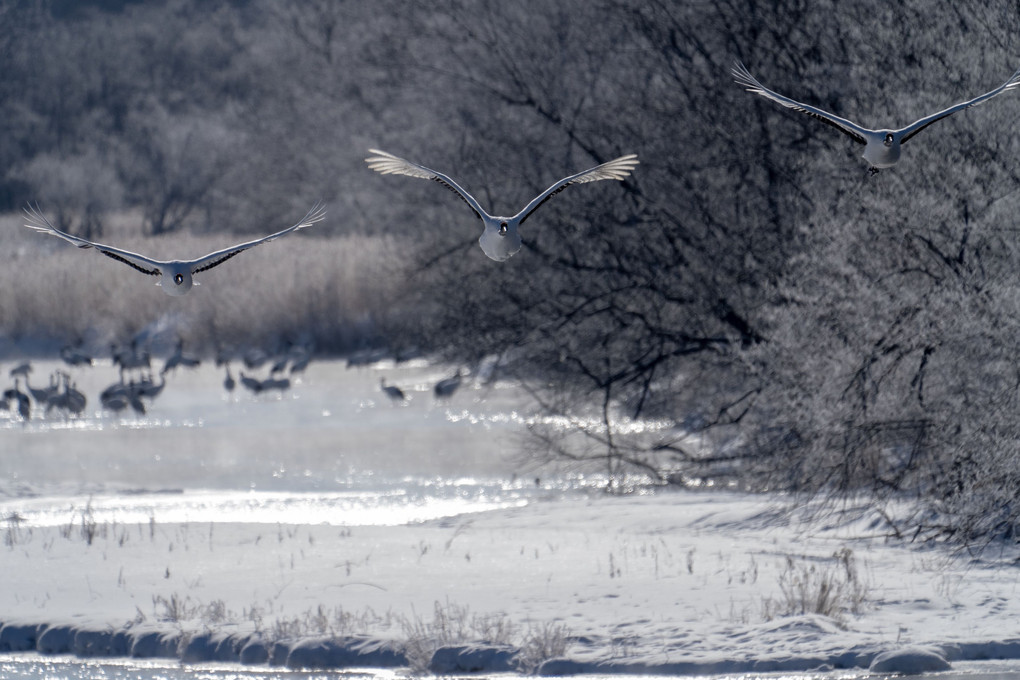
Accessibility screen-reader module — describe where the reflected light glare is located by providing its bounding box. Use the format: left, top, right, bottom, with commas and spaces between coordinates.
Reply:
0, 484, 540, 530
444, 408, 672, 435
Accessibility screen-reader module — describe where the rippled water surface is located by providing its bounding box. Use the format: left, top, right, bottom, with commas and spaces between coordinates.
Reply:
4, 655, 1020, 680
1, 358, 539, 494
0, 654, 398, 679
0, 359, 608, 532
1, 479, 566, 528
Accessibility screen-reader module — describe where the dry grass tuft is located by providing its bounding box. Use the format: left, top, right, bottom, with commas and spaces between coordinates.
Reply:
761, 547, 869, 627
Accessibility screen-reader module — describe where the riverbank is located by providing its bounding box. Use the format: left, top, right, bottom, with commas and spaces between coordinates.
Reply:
3, 490, 1020, 675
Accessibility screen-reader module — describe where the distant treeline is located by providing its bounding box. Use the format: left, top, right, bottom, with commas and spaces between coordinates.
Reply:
3, 1, 1020, 543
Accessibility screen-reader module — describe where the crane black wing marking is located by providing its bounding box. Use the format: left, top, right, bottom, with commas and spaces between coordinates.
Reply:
193, 250, 242, 274
98, 249, 161, 276
517, 185, 569, 227
430, 176, 484, 221
515, 154, 640, 227
732, 61, 869, 146
900, 65, 1020, 145
797, 109, 868, 145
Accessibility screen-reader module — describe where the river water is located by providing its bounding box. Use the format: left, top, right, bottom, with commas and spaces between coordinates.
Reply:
1, 358, 604, 530
0, 654, 397, 678
3, 654, 1020, 680
0, 358, 540, 494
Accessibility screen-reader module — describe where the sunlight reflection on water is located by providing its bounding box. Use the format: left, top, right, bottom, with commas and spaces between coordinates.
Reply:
0, 477, 567, 529
4, 655, 1020, 680
444, 407, 674, 434
0, 653, 398, 678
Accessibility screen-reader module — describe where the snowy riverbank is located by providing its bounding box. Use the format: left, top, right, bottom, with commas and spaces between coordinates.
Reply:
3, 489, 1020, 675
3, 360, 1019, 675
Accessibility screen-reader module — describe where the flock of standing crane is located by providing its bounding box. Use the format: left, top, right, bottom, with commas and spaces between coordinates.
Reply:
379, 368, 463, 404
0, 338, 302, 421
2, 360, 86, 420
1, 339, 465, 423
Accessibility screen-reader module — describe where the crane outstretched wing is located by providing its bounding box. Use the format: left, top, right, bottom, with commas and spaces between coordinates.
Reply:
899, 65, 1020, 144
24, 204, 163, 276
366, 149, 488, 222
732, 61, 869, 145
514, 154, 640, 226
190, 202, 326, 274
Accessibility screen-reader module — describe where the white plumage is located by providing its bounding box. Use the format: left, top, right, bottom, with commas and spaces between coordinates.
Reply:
24, 203, 326, 295
365, 149, 639, 261
733, 61, 1020, 172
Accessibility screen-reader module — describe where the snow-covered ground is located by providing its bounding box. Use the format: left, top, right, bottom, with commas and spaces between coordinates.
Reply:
2, 359, 1020, 676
